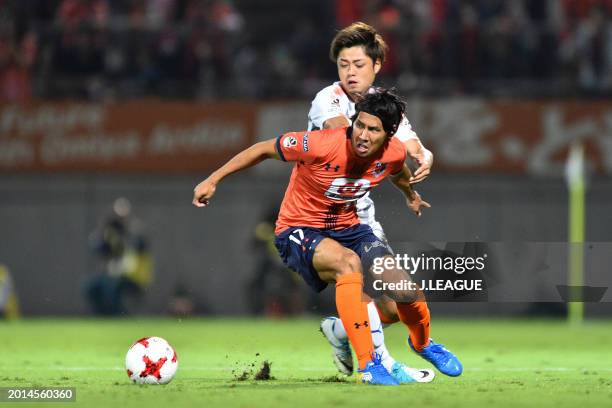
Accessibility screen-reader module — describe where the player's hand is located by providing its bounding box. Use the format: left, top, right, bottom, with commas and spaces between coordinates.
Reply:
409, 150, 433, 184
192, 178, 217, 207
406, 190, 431, 217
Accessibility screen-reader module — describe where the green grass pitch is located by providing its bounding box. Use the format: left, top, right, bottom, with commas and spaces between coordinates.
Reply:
1, 318, 611, 407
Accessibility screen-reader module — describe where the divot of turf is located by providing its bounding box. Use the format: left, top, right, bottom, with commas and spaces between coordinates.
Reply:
232, 368, 252, 381
254, 361, 274, 381
231, 357, 274, 381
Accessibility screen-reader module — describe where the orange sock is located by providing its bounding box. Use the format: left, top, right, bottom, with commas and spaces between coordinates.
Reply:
335, 273, 373, 369
396, 301, 430, 351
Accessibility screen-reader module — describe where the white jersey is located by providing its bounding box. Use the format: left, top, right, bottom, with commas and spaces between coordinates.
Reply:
307, 81, 417, 140
307, 82, 418, 239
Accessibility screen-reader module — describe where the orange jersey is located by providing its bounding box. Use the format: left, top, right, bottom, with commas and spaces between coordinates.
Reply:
274, 127, 406, 234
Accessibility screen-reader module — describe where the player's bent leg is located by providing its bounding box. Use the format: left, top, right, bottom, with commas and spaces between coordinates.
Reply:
398, 301, 463, 377
320, 306, 435, 383
313, 239, 397, 385
313, 238, 372, 369
382, 277, 461, 377
364, 254, 460, 378
353, 231, 438, 383
319, 298, 392, 376
384, 276, 463, 377
318, 297, 378, 377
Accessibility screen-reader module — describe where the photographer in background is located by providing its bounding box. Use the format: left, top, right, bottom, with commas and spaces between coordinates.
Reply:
0, 263, 20, 319
84, 197, 154, 315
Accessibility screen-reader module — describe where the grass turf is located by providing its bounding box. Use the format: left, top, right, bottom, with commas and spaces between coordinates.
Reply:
1, 318, 611, 407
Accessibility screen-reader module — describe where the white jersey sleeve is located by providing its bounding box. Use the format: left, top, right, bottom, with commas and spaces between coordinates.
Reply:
394, 115, 418, 143
307, 83, 350, 131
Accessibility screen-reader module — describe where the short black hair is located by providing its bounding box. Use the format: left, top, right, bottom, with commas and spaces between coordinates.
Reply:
352, 88, 406, 136
329, 22, 387, 63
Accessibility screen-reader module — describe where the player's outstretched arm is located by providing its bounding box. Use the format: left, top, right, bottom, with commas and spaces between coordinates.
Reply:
192, 139, 280, 207
404, 138, 434, 184
390, 164, 431, 217
322, 116, 350, 129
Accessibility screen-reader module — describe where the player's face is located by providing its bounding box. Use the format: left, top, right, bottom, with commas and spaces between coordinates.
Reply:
351, 111, 388, 158
337, 46, 381, 100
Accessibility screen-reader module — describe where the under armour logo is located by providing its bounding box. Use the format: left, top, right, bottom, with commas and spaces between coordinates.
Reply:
324, 163, 340, 172
354, 321, 369, 329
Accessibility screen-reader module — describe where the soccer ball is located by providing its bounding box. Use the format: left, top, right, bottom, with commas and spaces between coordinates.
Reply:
125, 336, 178, 384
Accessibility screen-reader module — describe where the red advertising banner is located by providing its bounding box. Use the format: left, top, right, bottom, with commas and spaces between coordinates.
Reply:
415, 100, 612, 176
0, 101, 257, 172
1, 100, 610, 175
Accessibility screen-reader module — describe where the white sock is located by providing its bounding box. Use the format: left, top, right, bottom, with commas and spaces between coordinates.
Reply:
367, 302, 396, 372
331, 302, 397, 371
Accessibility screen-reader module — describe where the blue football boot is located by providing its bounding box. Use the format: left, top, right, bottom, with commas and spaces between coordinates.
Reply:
357, 354, 400, 385
389, 362, 435, 383
409, 338, 463, 377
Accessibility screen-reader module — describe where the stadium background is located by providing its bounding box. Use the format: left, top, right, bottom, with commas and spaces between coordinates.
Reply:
1, 0, 611, 318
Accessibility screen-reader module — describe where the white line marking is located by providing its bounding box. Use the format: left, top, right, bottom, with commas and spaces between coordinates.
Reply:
6, 366, 612, 372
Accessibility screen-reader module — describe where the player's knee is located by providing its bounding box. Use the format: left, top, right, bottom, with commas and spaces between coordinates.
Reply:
334, 250, 362, 277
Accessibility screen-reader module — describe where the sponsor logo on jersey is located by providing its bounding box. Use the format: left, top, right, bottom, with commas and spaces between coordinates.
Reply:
324, 163, 340, 172
372, 162, 387, 177
283, 136, 297, 148
324, 178, 371, 201
327, 97, 341, 114
302, 133, 309, 152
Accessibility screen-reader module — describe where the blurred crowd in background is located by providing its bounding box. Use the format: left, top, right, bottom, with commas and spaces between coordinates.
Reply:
0, 0, 611, 102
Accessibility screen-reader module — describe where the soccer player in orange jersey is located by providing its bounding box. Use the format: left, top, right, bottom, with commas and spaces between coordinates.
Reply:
311, 22, 462, 381
193, 89, 450, 384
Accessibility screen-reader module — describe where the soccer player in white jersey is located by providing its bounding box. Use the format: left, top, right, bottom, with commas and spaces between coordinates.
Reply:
311, 22, 462, 382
